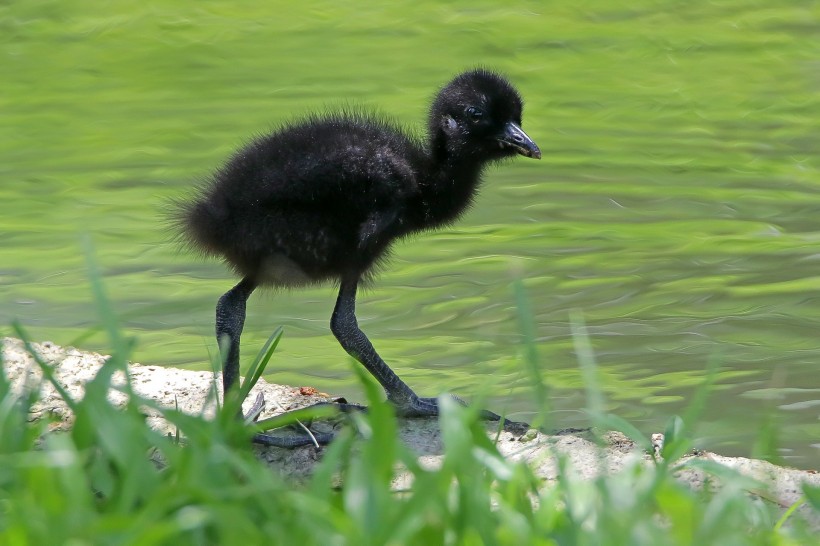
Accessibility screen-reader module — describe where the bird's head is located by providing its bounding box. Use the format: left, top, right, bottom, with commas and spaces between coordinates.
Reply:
429, 69, 541, 162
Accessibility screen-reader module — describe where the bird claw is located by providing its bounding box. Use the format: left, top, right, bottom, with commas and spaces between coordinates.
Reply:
393, 394, 530, 433
243, 391, 266, 424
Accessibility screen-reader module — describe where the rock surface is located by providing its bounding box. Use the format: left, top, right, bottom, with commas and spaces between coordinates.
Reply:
3, 336, 818, 525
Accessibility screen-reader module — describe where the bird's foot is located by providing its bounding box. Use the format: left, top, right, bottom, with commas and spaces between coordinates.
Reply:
247, 392, 529, 448
249, 396, 367, 448
391, 394, 530, 433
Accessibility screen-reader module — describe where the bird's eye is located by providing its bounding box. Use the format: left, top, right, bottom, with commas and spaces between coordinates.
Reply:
465, 106, 483, 122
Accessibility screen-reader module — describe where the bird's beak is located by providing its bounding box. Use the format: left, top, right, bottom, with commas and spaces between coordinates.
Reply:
497, 122, 541, 159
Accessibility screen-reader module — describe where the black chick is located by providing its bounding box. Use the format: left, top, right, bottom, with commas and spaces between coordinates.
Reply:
178, 69, 540, 445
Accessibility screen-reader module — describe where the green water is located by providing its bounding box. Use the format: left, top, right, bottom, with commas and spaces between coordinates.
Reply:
2, 1, 819, 468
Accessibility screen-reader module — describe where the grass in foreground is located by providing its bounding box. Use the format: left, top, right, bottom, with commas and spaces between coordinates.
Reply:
0, 269, 818, 545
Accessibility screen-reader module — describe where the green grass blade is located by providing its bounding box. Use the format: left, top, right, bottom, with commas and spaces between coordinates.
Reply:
239, 326, 283, 401
221, 327, 284, 421
11, 321, 78, 413
512, 278, 549, 424
597, 413, 653, 453
81, 235, 126, 352
251, 403, 340, 432
570, 310, 604, 428
773, 495, 805, 531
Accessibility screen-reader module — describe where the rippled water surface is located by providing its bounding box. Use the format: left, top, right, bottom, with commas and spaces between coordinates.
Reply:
2, 1, 819, 467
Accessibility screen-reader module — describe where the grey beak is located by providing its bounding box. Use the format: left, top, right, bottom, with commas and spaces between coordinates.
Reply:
498, 122, 541, 159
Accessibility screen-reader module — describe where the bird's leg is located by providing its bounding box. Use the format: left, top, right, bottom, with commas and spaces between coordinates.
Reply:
331, 277, 525, 429
217, 277, 336, 447
216, 277, 257, 396
331, 277, 421, 409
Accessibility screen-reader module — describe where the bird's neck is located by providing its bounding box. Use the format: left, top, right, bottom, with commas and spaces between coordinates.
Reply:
412, 152, 487, 231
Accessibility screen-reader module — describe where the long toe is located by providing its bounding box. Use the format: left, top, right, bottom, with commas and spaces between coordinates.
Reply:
393, 396, 441, 418
243, 392, 267, 424
499, 418, 530, 434
304, 400, 369, 414
252, 430, 334, 448
476, 407, 530, 433
395, 395, 530, 433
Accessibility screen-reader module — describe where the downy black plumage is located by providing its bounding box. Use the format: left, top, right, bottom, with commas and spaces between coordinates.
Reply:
177, 69, 540, 446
